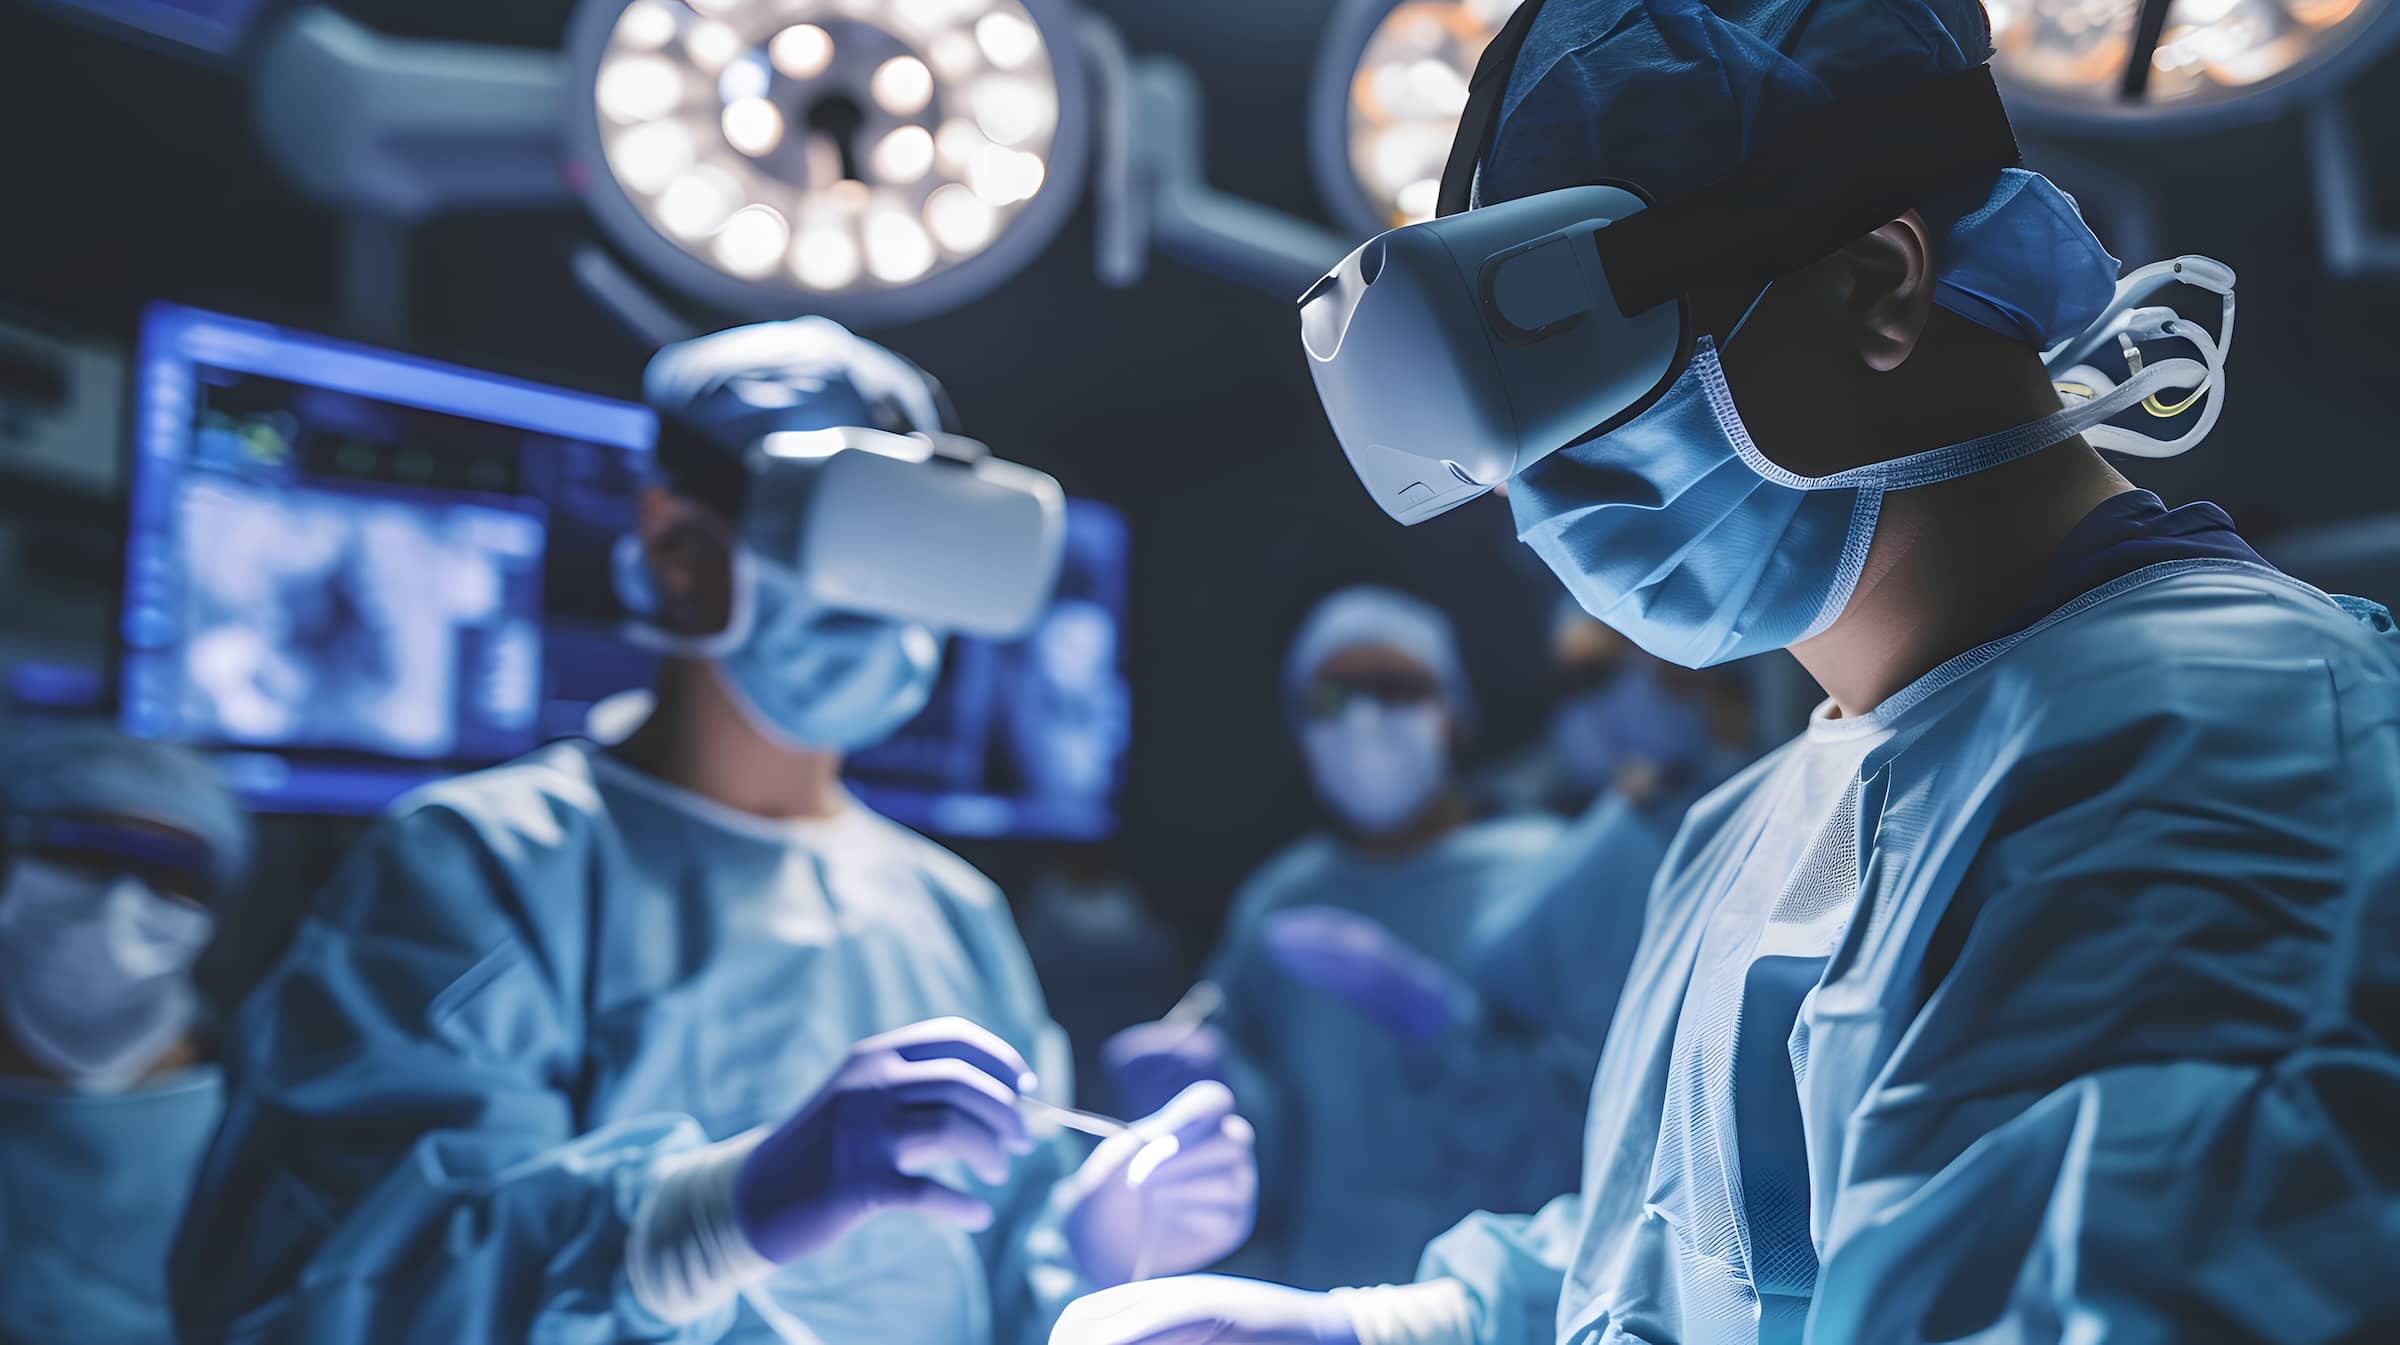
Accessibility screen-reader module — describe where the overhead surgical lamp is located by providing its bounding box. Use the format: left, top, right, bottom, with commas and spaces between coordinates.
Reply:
561, 0, 1093, 325
1307, 0, 1523, 237
1990, 0, 2400, 130
246, 0, 1095, 341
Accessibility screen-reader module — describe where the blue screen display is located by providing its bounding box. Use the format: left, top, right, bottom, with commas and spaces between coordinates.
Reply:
121, 304, 1128, 840
122, 305, 662, 812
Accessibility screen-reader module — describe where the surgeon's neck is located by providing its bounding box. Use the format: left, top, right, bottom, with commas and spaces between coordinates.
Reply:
1788, 433, 2133, 719
616, 657, 849, 821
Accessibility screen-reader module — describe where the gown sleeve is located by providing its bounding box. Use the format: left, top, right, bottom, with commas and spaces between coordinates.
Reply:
1410, 1194, 1587, 1345
170, 801, 723, 1345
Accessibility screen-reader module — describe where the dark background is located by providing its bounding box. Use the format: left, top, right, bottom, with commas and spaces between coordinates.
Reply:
4, 0, 2398, 971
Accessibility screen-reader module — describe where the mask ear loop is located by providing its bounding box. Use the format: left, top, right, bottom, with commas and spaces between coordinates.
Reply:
1721, 281, 1775, 351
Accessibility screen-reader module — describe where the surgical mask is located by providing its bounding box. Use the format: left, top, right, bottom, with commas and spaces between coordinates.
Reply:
1551, 663, 1712, 793
0, 859, 214, 1092
641, 547, 942, 752
1513, 275, 2230, 669
1302, 699, 1448, 836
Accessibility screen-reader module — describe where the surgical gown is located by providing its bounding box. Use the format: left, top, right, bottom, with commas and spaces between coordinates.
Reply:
171, 743, 1088, 1345
1211, 812, 1639, 1291
1412, 561, 2400, 1344
0, 1066, 222, 1345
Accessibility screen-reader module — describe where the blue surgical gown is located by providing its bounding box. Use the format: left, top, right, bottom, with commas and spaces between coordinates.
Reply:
171, 743, 1088, 1345
1414, 560, 2400, 1344
0, 1066, 222, 1344
1211, 811, 1650, 1291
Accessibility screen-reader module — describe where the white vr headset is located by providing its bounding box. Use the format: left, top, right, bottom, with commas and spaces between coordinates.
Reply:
1299, 0, 2035, 525
740, 425, 1067, 640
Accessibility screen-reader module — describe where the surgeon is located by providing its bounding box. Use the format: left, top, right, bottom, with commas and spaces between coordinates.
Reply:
1052, 0, 2400, 1341
1540, 603, 1754, 816
172, 319, 1256, 1345
1105, 588, 1598, 1291
0, 723, 250, 1344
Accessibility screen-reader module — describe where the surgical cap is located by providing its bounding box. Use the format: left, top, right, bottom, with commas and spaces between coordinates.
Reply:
1484, 0, 2120, 347
0, 722, 252, 889
1285, 587, 1474, 731
642, 317, 951, 517
644, 317, 948, 453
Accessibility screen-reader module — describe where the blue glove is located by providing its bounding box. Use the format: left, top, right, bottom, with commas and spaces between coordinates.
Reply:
1260, 906, 1473, 1046
1101, 1019, 1232, 1118
1060, 1081, 1258, 1287
733, 1017, 1037, 1264
1050, 1276, 1357, 1345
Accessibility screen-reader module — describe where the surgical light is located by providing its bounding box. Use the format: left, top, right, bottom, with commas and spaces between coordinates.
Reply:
1309, 0, 1526, 238
565, 0, 1091, 324
1989, 0, 2400, 131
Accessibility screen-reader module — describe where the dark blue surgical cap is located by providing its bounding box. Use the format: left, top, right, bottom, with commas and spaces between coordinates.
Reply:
1483, 0, 2120, 347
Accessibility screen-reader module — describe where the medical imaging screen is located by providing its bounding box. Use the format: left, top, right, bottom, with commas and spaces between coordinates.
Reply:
120, 305, 660, 812
120, 306, 1130, 837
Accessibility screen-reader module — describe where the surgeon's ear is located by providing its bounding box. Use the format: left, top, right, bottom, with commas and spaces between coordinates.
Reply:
637, 485, 735, 637
1828, 210, 1937, 373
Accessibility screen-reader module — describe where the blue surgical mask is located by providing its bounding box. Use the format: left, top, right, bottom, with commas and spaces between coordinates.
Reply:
1511, 337, 1878, 669
1511, 304, 2223, 669
716, 551, 943, 752
0, 860, 213, 1092
1301, 698, 1448, 836
636, 547, 943, 752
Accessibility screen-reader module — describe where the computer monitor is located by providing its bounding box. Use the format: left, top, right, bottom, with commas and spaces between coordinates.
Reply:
120, 304, 1130, 840
121, 303, 662, 812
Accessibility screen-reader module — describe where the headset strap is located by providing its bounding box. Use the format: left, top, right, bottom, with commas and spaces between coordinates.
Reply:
1435, 0, 1555, 219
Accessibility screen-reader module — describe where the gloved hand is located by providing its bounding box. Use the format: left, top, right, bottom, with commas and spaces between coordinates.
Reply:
1260, 906, 1475, 1046
1059, 1081, 1258, 1287
1101, 1018, 1232, 1118
1050, 1275, 1357, 1345
733, 1017, 1037, 1264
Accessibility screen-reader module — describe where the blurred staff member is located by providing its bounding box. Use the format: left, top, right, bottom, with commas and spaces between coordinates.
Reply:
1106, 587, 1589, 1290
172, 319, 1253, 1345
1483, 598, 1757, 820
0, 723, 251, 1345
1468, 604, 1765, 1088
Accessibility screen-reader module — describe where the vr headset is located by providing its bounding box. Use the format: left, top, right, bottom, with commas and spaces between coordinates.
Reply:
646, 406, 1066, 642
744, 426, 1067, 640
1299, 0, 2028, 524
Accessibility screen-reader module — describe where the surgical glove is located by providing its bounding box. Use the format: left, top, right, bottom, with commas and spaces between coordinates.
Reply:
1102, 1019, 1232, 1117
1059, 1081, 1259, 1287
735, 1016, 1038, 1258
628, 1017, 1038, 1322
1260, 906, 1475, 1046
1051, 1276, 1356, 1345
